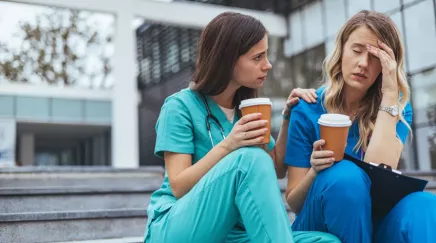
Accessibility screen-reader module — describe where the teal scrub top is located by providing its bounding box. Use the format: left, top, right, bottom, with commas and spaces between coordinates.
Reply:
147, 88, 276, 220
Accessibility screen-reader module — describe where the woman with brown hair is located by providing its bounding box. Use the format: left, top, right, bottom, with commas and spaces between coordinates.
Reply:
284, 10, 436, 243
144, 11, 339, 243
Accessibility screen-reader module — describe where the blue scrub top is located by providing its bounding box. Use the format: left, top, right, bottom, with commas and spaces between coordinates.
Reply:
284, 87, 413, 167
148, 88, 276, 220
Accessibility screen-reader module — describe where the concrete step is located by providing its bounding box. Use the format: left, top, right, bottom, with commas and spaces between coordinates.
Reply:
0, 186, 154, 214
54, 237, 143, 243
403, 170, 436, 182
426, 181, 436, 193
0, 208, 147, 243
0, 166, 433, 242
0, 167, 161, 242
0, 166, 164, 174
0, 166, 164, 188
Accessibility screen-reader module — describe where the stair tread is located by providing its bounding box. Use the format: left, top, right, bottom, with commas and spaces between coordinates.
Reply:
0, 208, 147, 222
0, 185, 160, 195
53, 237, 143, 243
427, 181, 436, 187
402, 170, 436, 176
0, 166, 164, 174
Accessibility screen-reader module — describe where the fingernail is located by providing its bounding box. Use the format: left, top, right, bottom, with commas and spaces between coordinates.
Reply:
330, 158, 335, 162
367, 44, 371, 49
378, 40, 382, 44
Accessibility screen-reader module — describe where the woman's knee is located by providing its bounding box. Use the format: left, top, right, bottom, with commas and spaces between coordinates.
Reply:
227, 146, 274, 173
393, 192, 436, 220
293, 231, 341, 243
316, 160, 371, 204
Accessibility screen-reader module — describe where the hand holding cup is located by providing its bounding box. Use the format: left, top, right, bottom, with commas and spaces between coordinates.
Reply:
310, 139, 335, 173
221, 113, 269, 152
239, 98, 272, 143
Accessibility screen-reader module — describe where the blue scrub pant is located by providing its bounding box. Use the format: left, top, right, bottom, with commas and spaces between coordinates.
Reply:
145, 147, 340, 243
292, 160, 436, 243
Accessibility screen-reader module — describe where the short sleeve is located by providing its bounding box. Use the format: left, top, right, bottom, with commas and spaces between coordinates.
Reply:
154, 97, 194, 158
266, 135, 276, 152
396, 102, 413, 144
284, 108, 317, 168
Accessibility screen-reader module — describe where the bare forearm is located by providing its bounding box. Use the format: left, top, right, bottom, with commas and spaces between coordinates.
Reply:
274, 119, 290, 178
286, 168, 317, 214
172, 144, 230, 198
364, 95, 401, 168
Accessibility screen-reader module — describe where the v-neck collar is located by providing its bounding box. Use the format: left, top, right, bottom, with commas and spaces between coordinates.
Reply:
204, 95, 238, 130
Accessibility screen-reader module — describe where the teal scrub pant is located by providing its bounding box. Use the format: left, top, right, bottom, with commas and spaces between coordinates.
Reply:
145, 147, 340, 243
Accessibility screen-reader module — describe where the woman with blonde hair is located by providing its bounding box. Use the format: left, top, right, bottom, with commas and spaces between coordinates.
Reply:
283, 10, 436, 243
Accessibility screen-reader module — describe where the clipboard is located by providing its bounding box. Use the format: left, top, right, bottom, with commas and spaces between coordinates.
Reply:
344, 154, 428, 218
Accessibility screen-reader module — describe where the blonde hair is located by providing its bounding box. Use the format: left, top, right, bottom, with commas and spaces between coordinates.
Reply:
322, 10, 410, 152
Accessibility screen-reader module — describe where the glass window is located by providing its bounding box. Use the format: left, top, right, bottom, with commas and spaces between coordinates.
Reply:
347, 0, 371, 16
284, 38, 292, 57
261, 37, 294, 97
325, 38, 336, 58
291, 52, 307, 89
136, 21, 201, 88
403, 0, 417, 5
0, 1, 115, 89
411, 67, 436, 170
289, 11, 304, 55
374, 0, 401, 13
290, 44, 326, 89
389, 11, 407, 71
400, 139, 416, 170
404, 0, 436, 73
389, 12, 404, 42
303, 1, 324, 48
324, 0, 347, 38
427, 126, 436, 170
411, 67, 436, 125
305, 45, 325, 88
415, 126, 434, 170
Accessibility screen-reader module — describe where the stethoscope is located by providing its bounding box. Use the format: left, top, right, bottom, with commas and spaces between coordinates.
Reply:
200, 93, 226, 147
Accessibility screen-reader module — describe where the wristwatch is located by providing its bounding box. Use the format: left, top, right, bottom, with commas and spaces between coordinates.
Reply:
379, 105, 399, 117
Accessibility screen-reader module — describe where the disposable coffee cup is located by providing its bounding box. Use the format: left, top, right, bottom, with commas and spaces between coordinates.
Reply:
239, 98, 272, 144
318, 114, 352, 161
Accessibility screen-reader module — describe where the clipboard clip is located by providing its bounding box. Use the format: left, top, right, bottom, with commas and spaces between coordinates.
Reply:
377, 163, 392, 172
368, 161, 402, 174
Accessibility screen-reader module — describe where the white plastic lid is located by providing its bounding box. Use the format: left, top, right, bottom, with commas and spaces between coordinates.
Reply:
239, 98, 272, 109
318, 114, 352, 127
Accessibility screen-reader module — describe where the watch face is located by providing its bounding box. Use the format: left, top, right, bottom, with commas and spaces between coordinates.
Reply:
392, 106, 399, 116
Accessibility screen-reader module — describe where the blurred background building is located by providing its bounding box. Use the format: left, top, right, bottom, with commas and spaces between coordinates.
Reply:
0, 0, 435, 170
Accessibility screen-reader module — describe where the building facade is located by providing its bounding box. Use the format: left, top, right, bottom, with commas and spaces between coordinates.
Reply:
0, 0, 435, 171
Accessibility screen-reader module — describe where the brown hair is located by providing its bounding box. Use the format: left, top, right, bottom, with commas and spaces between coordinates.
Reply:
190, 12, 267, 111
322, 10, 410, 152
